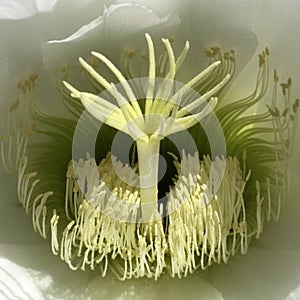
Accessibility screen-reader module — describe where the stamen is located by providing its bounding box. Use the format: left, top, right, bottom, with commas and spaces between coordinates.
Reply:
48, 152, 252, 279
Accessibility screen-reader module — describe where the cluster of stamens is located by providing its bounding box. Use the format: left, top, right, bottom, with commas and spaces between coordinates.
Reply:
49, 152, 252, 279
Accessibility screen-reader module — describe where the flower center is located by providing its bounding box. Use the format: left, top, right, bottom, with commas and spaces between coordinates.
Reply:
1, 33, 298, 280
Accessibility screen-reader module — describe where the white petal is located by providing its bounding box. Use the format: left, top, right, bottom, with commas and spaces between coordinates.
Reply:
204, 248, 300, 300
116, 0, 183, 16
0, 0, 112, 21
42, 2, 180, 68
0, 243, 90, 299
228, 0, 300, 100
0, 0, 58, 20
252, 0, 300, 83
0, 0, 111, 76
87, 272, 224, 300
160, 0, 258, 80
286, 286, 300, 300
287, 135, 300, 212
0, 241, 224, 299
0, 255, 46, 300
251, 209, 300, 251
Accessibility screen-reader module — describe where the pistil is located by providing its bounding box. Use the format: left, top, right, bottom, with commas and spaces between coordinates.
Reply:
136, 137, 161, 221
63, 34, 229, 219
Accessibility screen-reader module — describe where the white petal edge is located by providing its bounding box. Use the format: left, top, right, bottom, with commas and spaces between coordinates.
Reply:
0, 0, 59, 20
46, 2, 179, 44
42, 2, 180, 67
205, 248, 300, 300
0, 242, 224, 300
285, 286, 300, 300
0, 256, 46, 300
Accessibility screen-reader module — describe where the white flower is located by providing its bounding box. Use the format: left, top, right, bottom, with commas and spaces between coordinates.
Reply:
0, 0, 299, 299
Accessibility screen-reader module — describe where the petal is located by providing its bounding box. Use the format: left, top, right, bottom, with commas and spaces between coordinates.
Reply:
0, 0, 113, 76
287, 135, 300, 212
0, 0, 112, 21
116, 0, 184, 16
87, 272, 224, 300
42, 2, 180, 68
204, 248, 300, 300
0, 254, 46, 300
0, 242, 224, 299
0, 243, 90, 299
251, 209, 300, 251
0, 0, 59, 20
155, 0, 258, 78
252, 0, 300, 84
286, 286, 300, 300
